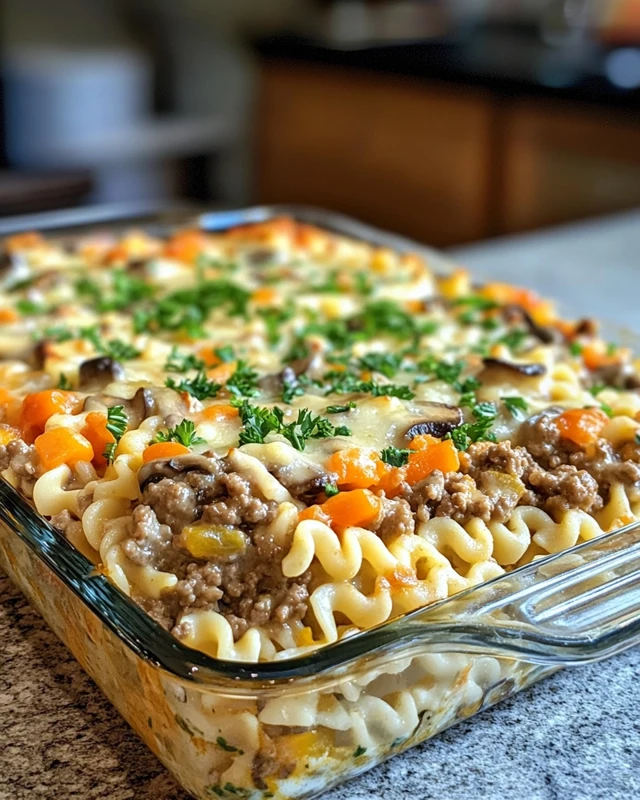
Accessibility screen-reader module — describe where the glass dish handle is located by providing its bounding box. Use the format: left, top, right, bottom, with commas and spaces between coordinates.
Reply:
401, 523, 640, 666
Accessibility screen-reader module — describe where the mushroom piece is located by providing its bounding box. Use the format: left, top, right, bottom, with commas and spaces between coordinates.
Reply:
481, 358, 546, 380
78, 356, 126, 389
404, 403, 463, 441
502, 305, 558, 345
138, 453, 222, 490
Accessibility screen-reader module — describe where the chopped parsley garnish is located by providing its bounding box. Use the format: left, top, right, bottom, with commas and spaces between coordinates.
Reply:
164, 347, 205, 373
103, 405, 128, 462
103, 339, 141, 361
451, 295, 499, 311
324, 483, 340, 497
358, 352, 403, 379
225, 360, 260, 398
258, 303, 295, 345
589, 383, 607, 397
57, 373, 72, 390
311, 269, 341, 293
445, 402, 497, 451
416, 356, 482, 394
380, 446, 410, 467
154, 419, 206, 448
353, 746, 367, 758
16, 299, 46, 315
76, 270, 154, 312
232, 400, 351, 451
503, 396, 528, 420
569, 341, 583, 356
497, 328, 528, 352
324, 370, 415, 400
166, 370, 221, 401
284, 338, 310, 363
136, 280, 250, 336
42, 325, 74, 342
326, 401, 356, 414
354, 271, 373, 296
214, 345, 236, 363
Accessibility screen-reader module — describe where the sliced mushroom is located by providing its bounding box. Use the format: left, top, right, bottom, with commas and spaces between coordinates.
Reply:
138, 453, 223, 490
502, 305, 558, 345
78, 356, 125, 389
589, 363, 640, 391
404, 403, 463, 441
481, 358, 546, 380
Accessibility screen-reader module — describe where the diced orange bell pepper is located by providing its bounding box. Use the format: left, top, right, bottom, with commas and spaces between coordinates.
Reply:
553, 408, 609, 446
34, 428, 94, 471
298, 504, 333, 525
142, 441, 190, 463
321, 488, 383, 530
20, 390, 81, 443
405, 440, 460, 485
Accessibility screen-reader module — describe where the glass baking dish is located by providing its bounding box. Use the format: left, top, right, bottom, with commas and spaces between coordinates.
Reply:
1, 206, 639, 800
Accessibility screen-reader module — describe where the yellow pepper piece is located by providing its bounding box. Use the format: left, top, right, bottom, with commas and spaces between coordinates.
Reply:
180, 524, 247, 559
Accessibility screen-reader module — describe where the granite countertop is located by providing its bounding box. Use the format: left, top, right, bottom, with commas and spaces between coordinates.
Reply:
2, 210, 640, 800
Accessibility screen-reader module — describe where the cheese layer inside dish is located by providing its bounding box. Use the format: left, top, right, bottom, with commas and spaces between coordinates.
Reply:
1, 219, 639, 663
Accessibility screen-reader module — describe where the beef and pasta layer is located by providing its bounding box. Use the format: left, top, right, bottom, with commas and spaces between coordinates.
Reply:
1, 220, 638, 662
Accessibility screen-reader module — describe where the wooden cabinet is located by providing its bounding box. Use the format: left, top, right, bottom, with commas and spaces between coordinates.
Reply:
501, 102, 640, 233
256, 64, 495, 247
255, 62, 640, 244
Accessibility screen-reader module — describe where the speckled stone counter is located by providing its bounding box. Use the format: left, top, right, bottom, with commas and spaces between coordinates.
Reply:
2, 211, 640, 800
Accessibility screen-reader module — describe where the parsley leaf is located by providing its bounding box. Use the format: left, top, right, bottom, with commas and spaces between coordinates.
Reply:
503, 396, 528, 420
166, 371, 221, 401
324, 483, 340, 497
154, 419, 206, 448
445, 402, 497, 451
380, 446, 410, 467
164, 347, 205, 373
358, 352, 403, 378
225, 360, 259, 398
214, 345, 236, 363
232, 400, 351, 451
16, 299, 46, 315
104, 405, 128, 462
569, 341, 583, 356
57, 373, 72, 390
258, 304, 295, 345
326, 402, 356, 414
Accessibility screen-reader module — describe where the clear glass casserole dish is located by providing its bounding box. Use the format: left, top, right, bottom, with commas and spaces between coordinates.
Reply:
1, 206, 639, 800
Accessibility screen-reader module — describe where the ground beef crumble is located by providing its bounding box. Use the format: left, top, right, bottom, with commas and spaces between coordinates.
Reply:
123, 454, 307, 641
0, 436, 39, 493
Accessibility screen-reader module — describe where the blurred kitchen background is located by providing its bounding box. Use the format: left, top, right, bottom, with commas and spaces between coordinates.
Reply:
1, 0, 640, 246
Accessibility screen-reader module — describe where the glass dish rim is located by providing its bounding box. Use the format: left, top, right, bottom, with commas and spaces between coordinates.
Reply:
1, 203, 639, 686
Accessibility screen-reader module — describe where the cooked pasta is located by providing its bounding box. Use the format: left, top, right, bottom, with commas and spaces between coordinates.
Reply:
1, 219, 639, 671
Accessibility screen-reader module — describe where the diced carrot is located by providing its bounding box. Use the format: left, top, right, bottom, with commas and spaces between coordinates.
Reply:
298, 505, 332, 525
164, 230, 208, 264
199, 403, 239, 422
553, 408, 609, 447
34, 428, 93, 471
208, 362, 236, 384
80, 412, 114, 468
0, 309, 18, 324
20, 390, 81, 443
581, 341, 627, 371
326, 448, 385, 490
0, 388, 21, 426
405, 440, 460, 485
251, 286, 278, 306
4, 231, 43, 253
142, 441, 190, 463
375, 463, 407, 498
408, 433, 439, 452
321, 489, 382, 529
